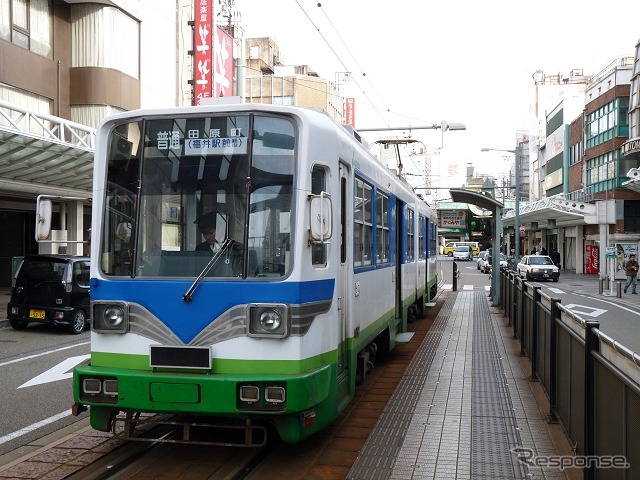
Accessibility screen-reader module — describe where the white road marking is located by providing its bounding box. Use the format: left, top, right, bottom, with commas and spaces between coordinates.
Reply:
574, 294, 640, 317
0, 410, 69, 445
463, 285, 474, 290
564, 304, 607, 318
548, 287, 565, 294
485, 286, 491, 291
0, 342, 90, 368
18, 354, 90, 389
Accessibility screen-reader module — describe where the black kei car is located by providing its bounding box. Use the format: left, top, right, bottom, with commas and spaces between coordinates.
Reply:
7, 255, 90, 334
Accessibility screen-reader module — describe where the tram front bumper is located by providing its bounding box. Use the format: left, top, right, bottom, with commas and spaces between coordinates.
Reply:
73, 364, 333, 416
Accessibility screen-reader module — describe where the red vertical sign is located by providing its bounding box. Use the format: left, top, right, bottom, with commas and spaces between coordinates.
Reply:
585, 245, 599, 274
193, 0, 213, 105
214, 27, 234, 97
345, 98, 355, 127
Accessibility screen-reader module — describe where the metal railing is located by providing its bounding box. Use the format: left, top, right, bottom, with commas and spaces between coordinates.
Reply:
500, 268, 640, 479
0, 99, 95, 150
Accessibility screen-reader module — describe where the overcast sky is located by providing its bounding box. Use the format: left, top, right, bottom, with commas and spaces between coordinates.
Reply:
234, 0, 639, 194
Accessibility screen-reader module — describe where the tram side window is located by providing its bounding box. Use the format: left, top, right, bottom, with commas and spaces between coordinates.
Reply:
406, 208, 414, 262
429, 221, 438, 257
376, 191, 389, 264
311, 166, 327, 266
354, 178, 372, 267
418, 215, 425, 260
103, 121, 142, 276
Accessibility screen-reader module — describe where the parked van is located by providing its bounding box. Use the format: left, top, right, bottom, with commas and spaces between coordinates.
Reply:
7, 255, 90, 334
443, 241, 480, 257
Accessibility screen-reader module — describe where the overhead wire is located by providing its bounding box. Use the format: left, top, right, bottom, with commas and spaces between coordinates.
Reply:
302, 1, 436, 176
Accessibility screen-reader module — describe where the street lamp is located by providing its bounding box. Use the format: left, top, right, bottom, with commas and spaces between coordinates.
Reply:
481, 147, 521, 261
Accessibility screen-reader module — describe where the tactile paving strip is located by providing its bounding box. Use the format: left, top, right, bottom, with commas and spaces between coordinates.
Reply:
471, 291, 527, 479
346, 295, 455, 479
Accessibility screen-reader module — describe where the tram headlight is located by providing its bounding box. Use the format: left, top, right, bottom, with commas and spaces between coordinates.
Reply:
92, 302, 129, 333
248, 303, 289, 338
260, 310, 281, 331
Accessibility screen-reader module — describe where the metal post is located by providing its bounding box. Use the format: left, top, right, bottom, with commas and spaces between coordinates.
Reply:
584, 320, 600, 480
514, 145, 521, 260
452, 260, 458, 291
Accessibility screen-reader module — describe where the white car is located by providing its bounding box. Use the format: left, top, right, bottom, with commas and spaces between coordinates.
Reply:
516, 255, 560, 282
484, 253, 508, 274
477, 251, 490, 270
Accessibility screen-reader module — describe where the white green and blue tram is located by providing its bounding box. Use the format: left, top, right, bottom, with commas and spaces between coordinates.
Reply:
72, 104, 439, 444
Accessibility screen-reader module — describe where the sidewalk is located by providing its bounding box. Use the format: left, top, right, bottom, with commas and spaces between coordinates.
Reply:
348, 288, 575, 479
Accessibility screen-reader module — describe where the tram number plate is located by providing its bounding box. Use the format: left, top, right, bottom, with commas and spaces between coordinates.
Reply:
29, 309, 45, 319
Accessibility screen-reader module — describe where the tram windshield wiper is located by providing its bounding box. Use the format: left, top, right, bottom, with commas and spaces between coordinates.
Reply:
182, 238, 234, 302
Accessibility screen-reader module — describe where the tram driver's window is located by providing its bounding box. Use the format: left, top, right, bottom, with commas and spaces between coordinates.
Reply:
311, 166, 327, 266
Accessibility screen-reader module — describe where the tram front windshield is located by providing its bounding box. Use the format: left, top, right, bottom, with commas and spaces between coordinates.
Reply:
101, 113, 295, 279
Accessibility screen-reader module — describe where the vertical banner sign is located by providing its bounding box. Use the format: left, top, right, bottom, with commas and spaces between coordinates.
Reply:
585, 244, 599, 274
345, 98, 355, 127
194, 0, 213, 105
214, 27, 235, 97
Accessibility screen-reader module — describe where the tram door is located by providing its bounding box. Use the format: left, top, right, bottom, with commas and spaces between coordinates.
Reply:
395, 201, 403, 322
337, 163, 349, 376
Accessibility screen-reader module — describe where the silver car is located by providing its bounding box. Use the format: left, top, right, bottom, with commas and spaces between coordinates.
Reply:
453, 245, 473, 261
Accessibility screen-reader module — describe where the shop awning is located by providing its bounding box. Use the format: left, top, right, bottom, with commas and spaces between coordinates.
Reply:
502, 194, 597, 228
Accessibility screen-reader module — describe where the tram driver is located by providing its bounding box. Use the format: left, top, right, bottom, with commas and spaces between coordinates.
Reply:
195, 212, 222, 253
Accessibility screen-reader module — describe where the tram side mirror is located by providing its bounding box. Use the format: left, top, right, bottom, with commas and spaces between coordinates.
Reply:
309, 193, 332, 243
36, 198, 52, 241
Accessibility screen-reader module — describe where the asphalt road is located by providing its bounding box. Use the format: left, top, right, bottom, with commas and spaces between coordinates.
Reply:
0, 323, 90, 459
441, 255, 640, 353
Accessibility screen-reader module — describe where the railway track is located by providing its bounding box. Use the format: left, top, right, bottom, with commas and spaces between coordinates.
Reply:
64, 419, 277, 480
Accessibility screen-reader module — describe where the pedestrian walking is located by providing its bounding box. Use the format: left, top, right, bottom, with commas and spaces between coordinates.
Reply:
624, 254, 639, 294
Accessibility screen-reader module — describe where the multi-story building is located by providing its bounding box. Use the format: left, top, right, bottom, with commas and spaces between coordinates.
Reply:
0, 2, 342, 287
0, 1, 185, 285
243, 37, 343, 122
504, 55, 638, 275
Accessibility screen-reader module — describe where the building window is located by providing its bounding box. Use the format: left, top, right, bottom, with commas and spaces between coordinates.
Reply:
376, 190, 389, 264
624, 200, 640, 233
354, 178, 372, 267
586, 99, 629, 149
586, 151, 618, 192
570, 141, 583, 165
71, 4, 139, 79
0, 0, 52, 58
585, 101, 614, 148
